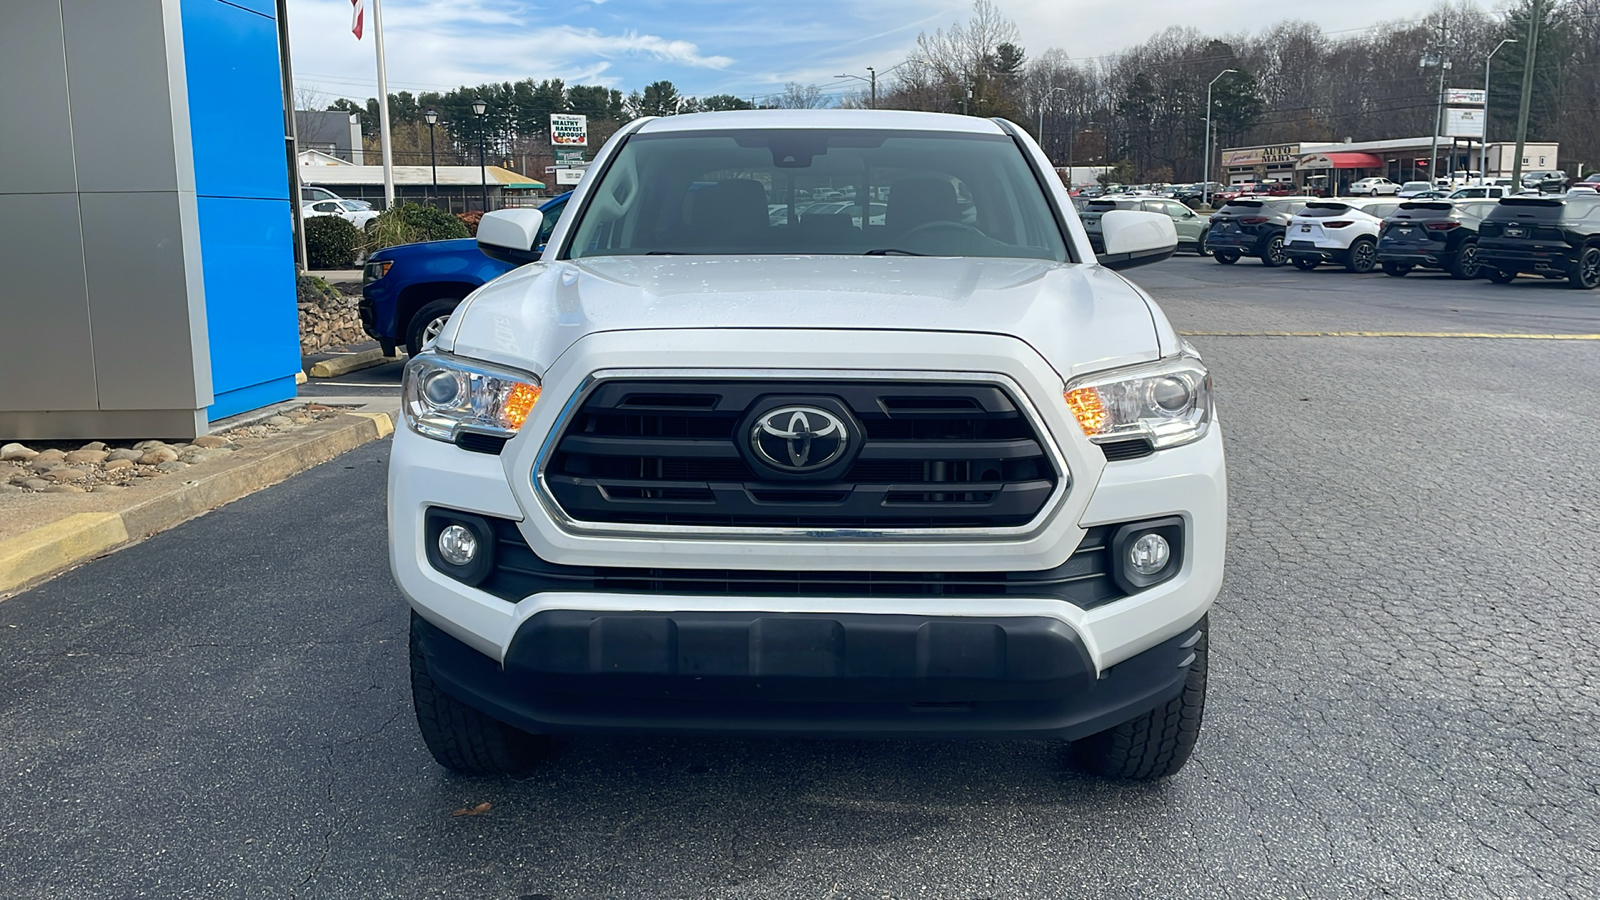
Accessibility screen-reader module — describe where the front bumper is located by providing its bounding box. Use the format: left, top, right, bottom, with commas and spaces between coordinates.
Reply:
388, 330, 1227, 734
412, 607, 1204, 739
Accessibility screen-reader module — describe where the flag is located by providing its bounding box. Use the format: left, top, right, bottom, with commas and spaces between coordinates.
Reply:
350, 0, 364, 40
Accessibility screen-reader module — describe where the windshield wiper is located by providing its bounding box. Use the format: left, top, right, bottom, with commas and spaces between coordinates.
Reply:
645, 250, 686, 255
863, 248, 925, 256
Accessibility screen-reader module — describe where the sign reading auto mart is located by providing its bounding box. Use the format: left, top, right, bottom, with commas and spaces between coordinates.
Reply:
1220, 144, 1301, 167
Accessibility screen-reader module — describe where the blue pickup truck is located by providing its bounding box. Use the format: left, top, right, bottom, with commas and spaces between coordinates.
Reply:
359, 192, 569, 355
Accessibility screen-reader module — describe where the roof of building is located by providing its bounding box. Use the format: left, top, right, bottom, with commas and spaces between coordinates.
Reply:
300, 164, 544, 189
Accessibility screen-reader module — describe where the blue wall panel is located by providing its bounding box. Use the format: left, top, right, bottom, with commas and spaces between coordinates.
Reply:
195, 195, 299, 420
180, 0, 299, 421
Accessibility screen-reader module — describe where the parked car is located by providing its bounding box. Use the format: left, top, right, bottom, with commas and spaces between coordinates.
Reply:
301, 185, 347, 204
1254, 181, 1297, 196
1375, 199, 1500, 279
1204, 196, 1314, 266
1283, 198, 1403, 273
1395, 181, 1436, 199
395, 110, 1222, 781
1080, 196, 1211, 255
1566, 173, 1600, 193
1347, 177, 1401, 197
1520, 170, 1570, 193
360, 192, 571, 355
1447, 185, 1509, 200
1476, 194, 1600, 288
302, 198, 380, 231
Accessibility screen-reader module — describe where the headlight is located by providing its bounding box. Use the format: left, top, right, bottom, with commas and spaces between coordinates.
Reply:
1063, 353, 1212, 449
362, 259, 392, 284
401, 352, 541, 442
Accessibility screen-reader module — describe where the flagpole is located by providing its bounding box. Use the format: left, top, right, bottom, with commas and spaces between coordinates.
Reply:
370, 0, 395, 208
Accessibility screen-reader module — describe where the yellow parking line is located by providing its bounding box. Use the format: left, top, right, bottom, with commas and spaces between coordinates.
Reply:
1181, 331, 1600, 340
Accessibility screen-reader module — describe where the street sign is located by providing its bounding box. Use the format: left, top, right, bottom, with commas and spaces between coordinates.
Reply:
555, 148, 585, 164
556, 168, 585, 185
550, 114, 588, 147
1446, 88, 1487, 106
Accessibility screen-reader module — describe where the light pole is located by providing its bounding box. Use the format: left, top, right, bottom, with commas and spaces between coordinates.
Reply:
1037, 86, 1068, 159
1202, 69, 1238, 208
423, 108, 439, 200
471, 96, 488, 212
1481, 38, 1517, 183
1421, 28, 1452, 185
836, 67, 878, 108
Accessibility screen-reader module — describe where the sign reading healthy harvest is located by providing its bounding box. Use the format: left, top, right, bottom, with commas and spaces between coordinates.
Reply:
550, 114, 588, 147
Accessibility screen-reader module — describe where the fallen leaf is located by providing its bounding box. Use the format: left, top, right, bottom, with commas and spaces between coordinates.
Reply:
452, 801, 492, 817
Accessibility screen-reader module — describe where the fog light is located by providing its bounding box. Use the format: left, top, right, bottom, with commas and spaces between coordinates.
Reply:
1128, 532, 1171, 576
437, 524, 478, 567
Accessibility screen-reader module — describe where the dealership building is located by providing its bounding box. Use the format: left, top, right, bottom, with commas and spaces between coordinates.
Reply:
1220, 137, 1560, 192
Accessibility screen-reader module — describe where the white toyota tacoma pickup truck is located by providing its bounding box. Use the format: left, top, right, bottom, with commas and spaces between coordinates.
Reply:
390, 110, 1226, 780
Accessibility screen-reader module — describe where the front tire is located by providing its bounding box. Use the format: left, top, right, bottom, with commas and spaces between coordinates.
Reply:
1214, 249, 1240, 265
1195, 231, 1211, 256
1569, 246, 1600, 290
1345, 237, 1377, 273
405, 299, 461, 356
1382, 262, 1412, 277
1071, 617, 1208, 780
411, 613, 551, 775
1259, 234, 1286, 267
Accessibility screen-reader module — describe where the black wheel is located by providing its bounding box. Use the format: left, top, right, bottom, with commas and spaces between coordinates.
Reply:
1448, 241, 1480, 280
1259, 234, 1286, 267
1195, 231, 1211, 256
405, 298, 461, 355
1344, 237, 1377, 273
1291, 256, 1318, 271
1071, 616, 1208, 780
1569, 246, 1600, 290
1487, 267, 1516, 284
411, 613, 551, 775
1213, 249, 1240, 265
1381, 262, 1412, 277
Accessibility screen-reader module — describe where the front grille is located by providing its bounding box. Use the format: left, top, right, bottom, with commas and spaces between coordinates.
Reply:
543, 379, 1060, 529
481, 519, 1124, 609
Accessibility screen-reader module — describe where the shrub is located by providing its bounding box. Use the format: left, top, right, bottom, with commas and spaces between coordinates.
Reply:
365, 201, 470, 253
457, 210, 484, 236
304, 216, 362, 269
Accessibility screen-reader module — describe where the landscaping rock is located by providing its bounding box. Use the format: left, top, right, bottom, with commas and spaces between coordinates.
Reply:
155, 460, 188, 473
31, 459, 64, 474
104, 459, 134, 472
0, 484, 22, 494
192, 435, 229, 449
89, 484, 125, 493
105, 448, 143, 462
42, 484, 86, 493
64, 449, 108, 465
45, 467, 90, 484
138, 447, 179, 465
1, 443, 37, 461
79, 441, 107, 452
20, 478, 50, 491
133, 440, 165, 451
34, 449, 67, 465
267, 415, 293, 427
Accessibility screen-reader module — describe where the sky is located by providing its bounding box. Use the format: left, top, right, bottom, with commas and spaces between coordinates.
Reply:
286, 0, 1443, 107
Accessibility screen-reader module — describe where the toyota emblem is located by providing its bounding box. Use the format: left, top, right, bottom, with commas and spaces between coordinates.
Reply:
750, 406, 850, 472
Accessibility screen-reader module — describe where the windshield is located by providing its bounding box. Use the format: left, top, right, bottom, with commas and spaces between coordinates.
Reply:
563, 128, 1069, 261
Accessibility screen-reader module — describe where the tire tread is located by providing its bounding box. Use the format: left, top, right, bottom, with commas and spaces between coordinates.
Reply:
1071, 619, 1207, 780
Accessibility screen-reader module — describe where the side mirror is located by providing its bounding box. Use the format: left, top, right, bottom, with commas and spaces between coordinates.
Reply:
477, 208, 546, 265
1097, 210, 1177, 270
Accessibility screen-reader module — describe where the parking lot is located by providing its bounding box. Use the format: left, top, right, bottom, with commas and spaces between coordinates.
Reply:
2, 255, 1597, 898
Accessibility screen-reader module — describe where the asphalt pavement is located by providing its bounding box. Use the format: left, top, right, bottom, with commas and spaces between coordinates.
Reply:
2, 255, 1598, 898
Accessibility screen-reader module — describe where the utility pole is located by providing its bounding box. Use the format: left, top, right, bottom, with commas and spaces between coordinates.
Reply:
1482, 39, 1516, 182
1511, 0, 1543, 189
1422, 22, 1449, 187
1203, 69, 1238, 208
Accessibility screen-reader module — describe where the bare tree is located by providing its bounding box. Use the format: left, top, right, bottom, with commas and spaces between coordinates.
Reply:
773, 82, 829, 109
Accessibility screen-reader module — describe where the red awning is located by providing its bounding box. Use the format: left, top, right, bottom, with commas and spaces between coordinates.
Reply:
1297, 151, 1385, 170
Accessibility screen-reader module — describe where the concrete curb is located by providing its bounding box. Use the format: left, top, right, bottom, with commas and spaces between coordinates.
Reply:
0, 407, 397, 597
308, 348, 393, 378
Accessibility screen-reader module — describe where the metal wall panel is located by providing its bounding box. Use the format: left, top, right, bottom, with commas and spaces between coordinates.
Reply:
0, 2, 78, 195
60, 0, 192, 194
0, 193, 97, 411
80, 191, 211, 410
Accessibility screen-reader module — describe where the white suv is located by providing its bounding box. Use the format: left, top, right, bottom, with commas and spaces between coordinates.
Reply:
1284, 198, 1403, 272
390, 111, 1226, 780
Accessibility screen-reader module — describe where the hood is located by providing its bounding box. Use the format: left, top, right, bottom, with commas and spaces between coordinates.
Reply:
441, 255, 1172, 381
373, 237, 480, 262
